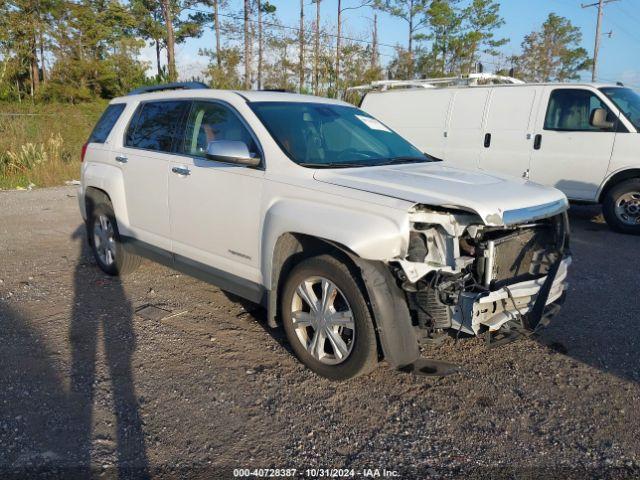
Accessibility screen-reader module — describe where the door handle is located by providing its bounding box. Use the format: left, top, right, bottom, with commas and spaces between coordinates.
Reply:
533, 134, 542, 150
484, 133, 491, 148
115, 155, 128, 163
171, 166, 190, 176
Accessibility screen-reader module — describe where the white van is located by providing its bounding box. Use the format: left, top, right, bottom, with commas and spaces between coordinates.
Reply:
361, 82, 640, 233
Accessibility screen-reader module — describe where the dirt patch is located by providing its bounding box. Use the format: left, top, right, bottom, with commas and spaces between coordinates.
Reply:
0, 188, 639, 478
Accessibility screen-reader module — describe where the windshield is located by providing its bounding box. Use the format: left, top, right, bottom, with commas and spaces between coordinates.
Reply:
249, 101, 429, 167
600, 87, 640, 130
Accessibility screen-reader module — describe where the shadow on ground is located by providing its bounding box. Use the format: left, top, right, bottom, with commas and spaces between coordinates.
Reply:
0, 228, 149, 478
536, 204, 640, 384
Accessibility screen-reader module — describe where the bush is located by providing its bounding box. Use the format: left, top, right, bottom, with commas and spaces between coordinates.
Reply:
0, 101, 106, 189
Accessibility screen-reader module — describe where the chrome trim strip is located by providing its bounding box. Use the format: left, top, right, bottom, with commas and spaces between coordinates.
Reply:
502, 198, 568, 225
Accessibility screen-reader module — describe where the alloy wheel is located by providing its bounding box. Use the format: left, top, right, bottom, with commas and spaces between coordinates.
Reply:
290, 276, 355, 365
93, 214, 117, 267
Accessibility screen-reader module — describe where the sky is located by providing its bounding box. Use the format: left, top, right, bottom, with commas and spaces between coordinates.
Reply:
143, 0, 640, 87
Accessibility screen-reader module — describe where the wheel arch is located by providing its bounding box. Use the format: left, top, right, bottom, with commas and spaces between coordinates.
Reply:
598, 168, 640, 203
84, 186, 112, 219
266, 232, 360, 329
82, 162, 131, 234
266, 232, 420, 369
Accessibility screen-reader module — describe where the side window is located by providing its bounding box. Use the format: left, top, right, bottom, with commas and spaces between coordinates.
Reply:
88, 103, 126, 143
181, 101, 258, 158
544, 89, 615, 132
125, 101, 190, 152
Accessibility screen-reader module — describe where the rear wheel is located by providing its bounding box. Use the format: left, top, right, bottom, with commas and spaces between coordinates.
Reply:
89, 202, 141, 276
603, 178, 640, 234
281, 255, 378, 380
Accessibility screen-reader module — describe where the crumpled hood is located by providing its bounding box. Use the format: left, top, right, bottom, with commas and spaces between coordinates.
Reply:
313, 163, 568, 226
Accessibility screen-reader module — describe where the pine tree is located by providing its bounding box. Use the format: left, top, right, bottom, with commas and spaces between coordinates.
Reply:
515, 13, 591, 82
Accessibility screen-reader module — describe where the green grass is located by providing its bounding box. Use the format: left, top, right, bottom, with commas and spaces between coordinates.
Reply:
0, 101, 108, 189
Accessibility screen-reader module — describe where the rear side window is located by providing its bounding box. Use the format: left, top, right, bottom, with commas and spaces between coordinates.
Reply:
544, 89, 615, 132
125, 101, 190, 152
88, 103, 126, 143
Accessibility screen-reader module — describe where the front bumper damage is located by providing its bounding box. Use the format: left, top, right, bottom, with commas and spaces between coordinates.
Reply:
455, 256, 571, 336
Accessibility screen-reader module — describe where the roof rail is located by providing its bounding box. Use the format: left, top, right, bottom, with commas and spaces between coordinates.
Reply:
127, 81, 209, 96
345, 73, 524, 94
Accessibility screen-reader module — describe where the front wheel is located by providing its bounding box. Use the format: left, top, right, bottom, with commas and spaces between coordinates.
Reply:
602, 178, 640, 234
281, 255, 378, 380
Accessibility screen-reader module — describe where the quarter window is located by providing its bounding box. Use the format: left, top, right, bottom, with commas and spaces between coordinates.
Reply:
89, 103, 126, 143
181, 101, 258, 158
544, 89, 615, 132
125, 101, 190, 152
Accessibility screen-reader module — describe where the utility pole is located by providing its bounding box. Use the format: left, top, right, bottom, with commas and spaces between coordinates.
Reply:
299, 0, 305, 93
314, 0, 321, 95
371, 13, 378, 70
582, 0, 619, 82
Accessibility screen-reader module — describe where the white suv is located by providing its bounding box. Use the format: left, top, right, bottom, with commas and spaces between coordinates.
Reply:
79, 83, 571, 380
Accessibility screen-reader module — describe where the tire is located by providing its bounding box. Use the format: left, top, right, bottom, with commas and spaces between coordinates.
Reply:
602, 178, 640, 234
88, 201, 141, 276
280, 254, 378, 380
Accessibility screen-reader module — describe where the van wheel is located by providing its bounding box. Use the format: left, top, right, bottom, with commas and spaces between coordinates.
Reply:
281, 255, 378, 381
603, 178, 640, 234
89, 202, 141, 276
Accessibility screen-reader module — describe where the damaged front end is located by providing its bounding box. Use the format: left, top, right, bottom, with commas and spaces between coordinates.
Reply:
394, 203, 571, 346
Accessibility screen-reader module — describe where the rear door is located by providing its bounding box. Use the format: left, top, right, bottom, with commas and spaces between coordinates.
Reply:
117, 100, 190, 250
529, 87, 616, 200
168, 100, 265, 291
479, 86, 540, 179
444, 88, 490, 170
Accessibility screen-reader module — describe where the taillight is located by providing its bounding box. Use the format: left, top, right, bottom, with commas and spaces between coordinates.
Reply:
81, 142, 88, 162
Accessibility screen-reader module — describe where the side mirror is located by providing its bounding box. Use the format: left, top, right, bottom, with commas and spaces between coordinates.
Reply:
590, 108, 615, 130
205, 140, 261, 167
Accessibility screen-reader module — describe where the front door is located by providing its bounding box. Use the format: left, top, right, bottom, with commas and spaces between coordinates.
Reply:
529, 87, 616, 200
168, 100, 265, 291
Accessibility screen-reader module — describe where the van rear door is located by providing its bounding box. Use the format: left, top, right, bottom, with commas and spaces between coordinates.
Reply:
479, 86, 540, 179
444, 88, 490, 170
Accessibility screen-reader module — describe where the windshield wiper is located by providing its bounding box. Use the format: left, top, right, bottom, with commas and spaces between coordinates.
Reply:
376, 156, 431, 165
297, 162, 369, 169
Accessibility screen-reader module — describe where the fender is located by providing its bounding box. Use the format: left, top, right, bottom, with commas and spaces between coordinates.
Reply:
82, 162, 132, 235
260, 198, 410, 291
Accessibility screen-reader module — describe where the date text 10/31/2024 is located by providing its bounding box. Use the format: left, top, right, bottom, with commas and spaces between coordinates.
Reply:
233, 468, 401, 478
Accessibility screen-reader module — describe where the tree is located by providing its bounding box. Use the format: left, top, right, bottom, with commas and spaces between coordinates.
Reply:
420, 0, 463, 76
312, 0, 321, 95
298, 0, 304, 92
336, 0, 373, 90
0, 0, 58, 97
374, 0, 429, 78
515, 13, 591, 82
459, 0, 507, 73
131, 0, 208, 82
44, 0, 148, 101
257, 1, 276, 89
243, 0, 251, 88
201, 46, 242, 88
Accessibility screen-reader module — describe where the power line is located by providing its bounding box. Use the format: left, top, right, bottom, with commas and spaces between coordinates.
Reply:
581, 0, 621, 82
184, 6, 402, 54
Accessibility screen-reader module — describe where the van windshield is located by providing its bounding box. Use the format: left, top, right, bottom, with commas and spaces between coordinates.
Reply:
249, 101, 430, 168
600, 87, 640, 130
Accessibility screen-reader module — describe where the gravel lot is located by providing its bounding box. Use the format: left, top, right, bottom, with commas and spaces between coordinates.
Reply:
0, 186, 639, 479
